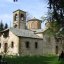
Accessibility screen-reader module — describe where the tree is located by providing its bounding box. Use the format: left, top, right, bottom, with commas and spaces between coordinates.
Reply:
0, 21, 8, 31
0, 21, 4, 31
4, 23, 8, 29
26, 12, 33, 21
47, 0, 64, 51
48, 0, 64, 35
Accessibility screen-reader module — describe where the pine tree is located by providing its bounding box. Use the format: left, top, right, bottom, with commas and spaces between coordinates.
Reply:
0, 21, 4, 31
4, 23, 8, 29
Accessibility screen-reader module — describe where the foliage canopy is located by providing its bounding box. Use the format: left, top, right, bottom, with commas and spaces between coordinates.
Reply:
0, 22, 8, 31
48, 0, 64, 35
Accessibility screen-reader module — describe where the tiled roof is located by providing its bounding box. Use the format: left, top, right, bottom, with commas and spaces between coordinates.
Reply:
28, 18, 42, 23
10, 28, 43, 39
30, 29, 45, 33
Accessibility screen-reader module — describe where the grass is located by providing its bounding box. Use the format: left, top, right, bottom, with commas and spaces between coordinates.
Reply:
2, 55, 64, 64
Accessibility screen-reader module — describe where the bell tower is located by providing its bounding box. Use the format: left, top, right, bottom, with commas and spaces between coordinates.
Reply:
13, 9, 26, 29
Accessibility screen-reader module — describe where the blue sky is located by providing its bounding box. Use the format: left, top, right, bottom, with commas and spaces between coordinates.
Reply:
0, 0, 48, 28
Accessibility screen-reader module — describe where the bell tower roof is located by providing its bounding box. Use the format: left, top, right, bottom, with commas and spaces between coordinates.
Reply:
13, 9, 26, 13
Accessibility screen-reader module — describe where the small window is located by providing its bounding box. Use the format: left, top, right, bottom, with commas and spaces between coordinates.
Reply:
25, 41, 29, 48
14, 24, 17, 28
35, 42, 38, 48
55, 37, 62, 42
11, 42, 14, 48
0, 43, 1, 48
56, 38, 59, 42
14, 14, 18, 21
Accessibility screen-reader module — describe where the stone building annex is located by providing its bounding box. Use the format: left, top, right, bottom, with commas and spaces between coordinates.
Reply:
0, 9, 63, 56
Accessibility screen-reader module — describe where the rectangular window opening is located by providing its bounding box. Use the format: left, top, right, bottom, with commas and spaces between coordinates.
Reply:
25, 41, 29, 48
0, 43, 1, 48
35, 42, 38, 48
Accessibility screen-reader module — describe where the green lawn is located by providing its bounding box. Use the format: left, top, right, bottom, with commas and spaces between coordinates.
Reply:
2, 56, 64, 64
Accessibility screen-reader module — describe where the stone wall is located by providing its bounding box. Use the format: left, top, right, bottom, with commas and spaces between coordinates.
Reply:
27, 21, 41, 30
19, 37, 43, 56
13, 10, 26, 29
0, 31, 19, 55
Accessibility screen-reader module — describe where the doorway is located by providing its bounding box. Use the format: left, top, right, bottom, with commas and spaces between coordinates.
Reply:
55, 46, 58, 54
4, 43, 8, 53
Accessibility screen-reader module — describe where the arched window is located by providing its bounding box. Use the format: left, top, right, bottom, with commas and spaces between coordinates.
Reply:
4, 43, 8, 53
14, 24, 17, 28
11, 42, 14, 48
14, 14, 18, 21
20, 14, 24, 21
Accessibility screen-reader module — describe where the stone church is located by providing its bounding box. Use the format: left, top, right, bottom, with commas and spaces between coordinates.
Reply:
0, 9, 63, 56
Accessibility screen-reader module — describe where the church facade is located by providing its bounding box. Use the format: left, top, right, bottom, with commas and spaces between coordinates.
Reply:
0, 9, 63, 56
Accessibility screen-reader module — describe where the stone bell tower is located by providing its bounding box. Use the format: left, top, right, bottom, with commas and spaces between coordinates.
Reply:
13, 9, 26, 29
